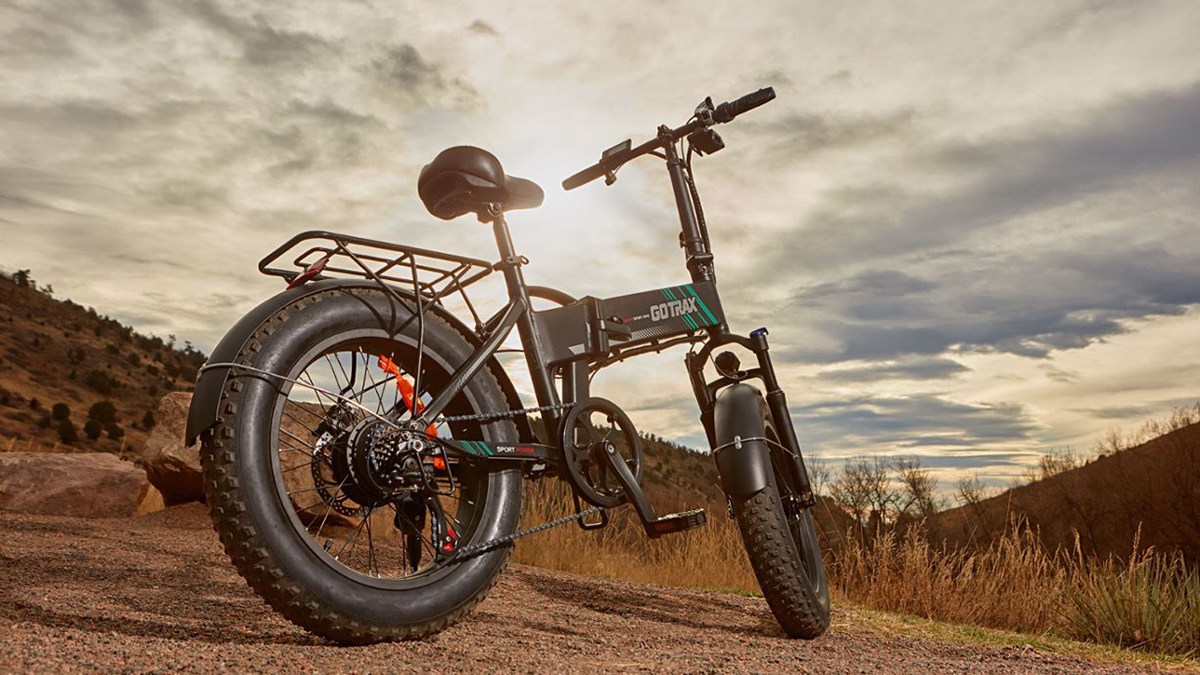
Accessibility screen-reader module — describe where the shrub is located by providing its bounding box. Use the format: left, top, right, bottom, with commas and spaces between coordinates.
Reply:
142, 410, 156, 430
88, 400, 117, 424
84, 370, 117, 395
51, 402, 70, 421
57, 419, 78, 444
1064, 546, 1200, 655
84, 419, 102, 441
104, 422, 124, 441
29, 398, 41, 411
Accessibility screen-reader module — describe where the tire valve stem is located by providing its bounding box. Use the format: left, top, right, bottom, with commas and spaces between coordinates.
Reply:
323, 539, 333, 552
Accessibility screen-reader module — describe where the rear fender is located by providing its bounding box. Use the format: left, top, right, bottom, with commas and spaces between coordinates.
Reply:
184, 279, 534, 446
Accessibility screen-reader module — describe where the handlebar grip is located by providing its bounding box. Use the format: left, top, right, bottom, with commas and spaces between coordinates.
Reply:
713, 87, 776, 124
562, 162, 608, 191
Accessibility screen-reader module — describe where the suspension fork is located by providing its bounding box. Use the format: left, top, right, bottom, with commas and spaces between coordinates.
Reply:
687, 330, 815, 505
749, 329, 815, 505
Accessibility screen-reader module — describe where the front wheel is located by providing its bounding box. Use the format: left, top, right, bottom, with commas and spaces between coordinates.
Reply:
726, 399, 831, 638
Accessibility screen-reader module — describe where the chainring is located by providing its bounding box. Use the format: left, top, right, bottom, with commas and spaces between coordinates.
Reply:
559, 397, 644, 508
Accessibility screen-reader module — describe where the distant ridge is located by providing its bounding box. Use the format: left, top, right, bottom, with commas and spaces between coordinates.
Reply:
0, 270, 205, 452
925, 422, 1200, 561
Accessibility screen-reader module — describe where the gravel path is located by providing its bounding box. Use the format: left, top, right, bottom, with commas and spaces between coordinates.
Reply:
0, 505, 1172, 673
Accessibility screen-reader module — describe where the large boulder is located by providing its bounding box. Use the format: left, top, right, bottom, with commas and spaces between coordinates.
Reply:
0, 452, 163, 517
140, 392, 334, 516
138, 392, 204, 505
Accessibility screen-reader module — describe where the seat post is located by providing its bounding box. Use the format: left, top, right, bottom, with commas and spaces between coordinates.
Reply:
490, 208, 563, 417
490, 207, 526, 299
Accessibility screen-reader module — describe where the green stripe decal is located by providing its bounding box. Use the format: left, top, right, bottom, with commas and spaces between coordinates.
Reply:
661, 287, 677, 301
681, 313, 698, 330
683, 285, 719, 326
463, 440, 492, 456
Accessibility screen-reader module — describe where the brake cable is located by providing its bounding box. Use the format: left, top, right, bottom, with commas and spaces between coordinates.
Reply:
683, 141, 712, 252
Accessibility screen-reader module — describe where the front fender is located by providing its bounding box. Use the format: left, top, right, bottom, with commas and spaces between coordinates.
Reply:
712, 382, 773, 497
184, 279, 534, 446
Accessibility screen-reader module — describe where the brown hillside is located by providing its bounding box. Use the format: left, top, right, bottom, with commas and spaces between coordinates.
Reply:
0, 271, 205, 454
925, 422, 1200, 561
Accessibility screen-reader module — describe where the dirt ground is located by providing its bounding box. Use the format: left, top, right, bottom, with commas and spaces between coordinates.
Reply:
0, 504, 1175, 674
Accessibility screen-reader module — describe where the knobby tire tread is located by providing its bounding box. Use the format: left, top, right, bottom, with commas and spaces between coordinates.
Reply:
200, 290, 518, 644
733, 485, 830, 638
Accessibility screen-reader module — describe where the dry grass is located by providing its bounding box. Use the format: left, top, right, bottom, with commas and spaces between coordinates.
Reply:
515, 485, 1199, 658
0, 434, 65, 453
512, 481, 758, 593
1065, 544, 1200, 655
831, 527, 1067, 632
831, 526, 1200, 657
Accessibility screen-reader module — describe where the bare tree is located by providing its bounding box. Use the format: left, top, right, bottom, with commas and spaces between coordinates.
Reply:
829, 457, 872, 529
894, 455, 941, 518
955, 472, 986, 507
864, 454, 897, 520
1037, 446, 1080, 480
806, 456, 833, 497
830, 455, 896, 534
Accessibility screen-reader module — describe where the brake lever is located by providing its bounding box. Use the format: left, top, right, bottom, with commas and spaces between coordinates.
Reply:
694, 96, 715, 126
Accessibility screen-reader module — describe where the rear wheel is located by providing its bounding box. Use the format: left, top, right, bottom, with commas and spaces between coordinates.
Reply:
730, 404, 831, 638
202, 287, 521, 643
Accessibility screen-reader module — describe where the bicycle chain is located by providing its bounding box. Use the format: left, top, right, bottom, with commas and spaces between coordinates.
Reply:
435, 402, 602, 561
436, 402, 575, 425
451, 504, 605, 561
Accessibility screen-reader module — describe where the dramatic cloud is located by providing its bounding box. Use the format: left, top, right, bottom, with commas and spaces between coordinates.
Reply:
4, 0, 1200, 492
794, 395, 1039, 452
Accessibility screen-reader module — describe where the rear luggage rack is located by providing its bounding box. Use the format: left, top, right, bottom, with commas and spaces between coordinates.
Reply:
258, 230, 495, 326
259, 230, 493, 296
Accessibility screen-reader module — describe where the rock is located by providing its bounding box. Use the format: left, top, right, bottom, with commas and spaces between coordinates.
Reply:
0, 452, 164, 517
137, 392, 203, 505
140, 393, 345, 524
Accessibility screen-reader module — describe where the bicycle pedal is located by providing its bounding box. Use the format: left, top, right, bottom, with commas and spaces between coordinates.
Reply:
644, 508, 707, 538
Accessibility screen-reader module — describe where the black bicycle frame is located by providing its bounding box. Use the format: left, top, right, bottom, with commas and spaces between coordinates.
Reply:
404, 119, 814, 500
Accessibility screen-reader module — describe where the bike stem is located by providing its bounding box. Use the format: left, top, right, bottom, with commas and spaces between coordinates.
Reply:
658, 126, 718, 288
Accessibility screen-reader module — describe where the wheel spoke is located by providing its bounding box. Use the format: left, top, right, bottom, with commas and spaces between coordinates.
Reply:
270, 341, 491, 582
334, 506, 374, 561
309, 475, 351, 540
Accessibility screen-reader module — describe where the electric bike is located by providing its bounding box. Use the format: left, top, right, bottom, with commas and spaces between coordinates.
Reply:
186, 86, 831, 643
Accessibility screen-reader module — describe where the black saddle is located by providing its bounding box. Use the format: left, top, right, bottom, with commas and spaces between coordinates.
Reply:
417, 146, 544, 221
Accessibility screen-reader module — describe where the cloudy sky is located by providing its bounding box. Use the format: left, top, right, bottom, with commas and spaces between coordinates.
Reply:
3, 0, 1199, 491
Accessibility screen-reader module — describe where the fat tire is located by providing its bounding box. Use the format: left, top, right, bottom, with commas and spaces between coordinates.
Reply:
730, 414, 831, 638
200, 287, 521, 644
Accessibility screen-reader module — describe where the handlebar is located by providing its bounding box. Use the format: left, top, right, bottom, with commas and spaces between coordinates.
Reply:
561, 86, 775, 191
562, 162, 609, 191
712, 87, 776, 124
